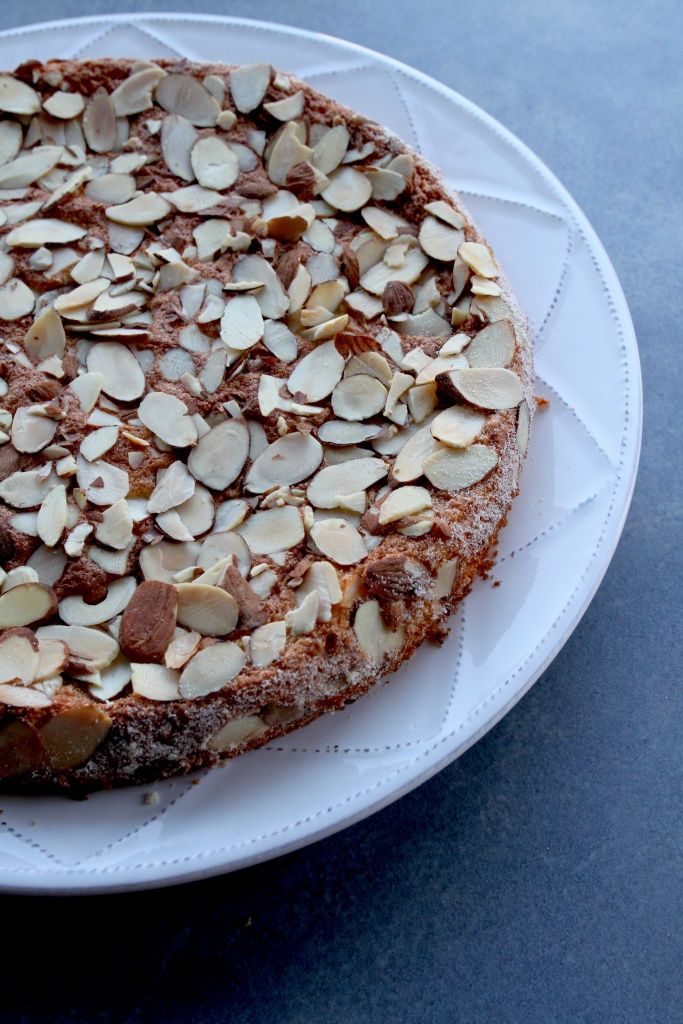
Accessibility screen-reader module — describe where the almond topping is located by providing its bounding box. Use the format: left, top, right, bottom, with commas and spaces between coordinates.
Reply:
176, 583, 239, 636
423, 443, 498, 491
246, 432, 323, 493
36, 484, 67, 547
250, 620, 286, 668
156, 73, 220, 126
378, 485, 432, 524
187, 419, 249, 489
131, 663, 181, 701
119, 580, 178, 663
439, 367, 523, 410
458, 241, 499, 279
0, 582, 57, 628
430, 405, 486, 448
465, 320, 516, 368
179, 641, 246, 698
353, 599, 405, 663
59, 576, 137, 627
86, 341, 145, 401
229, 63, 271, 113
237, 505, 304, 554
310, 518, 367, 565
139, 392, 198, 448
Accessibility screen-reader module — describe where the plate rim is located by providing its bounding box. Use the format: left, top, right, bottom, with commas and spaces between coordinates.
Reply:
0, 11, 642, 894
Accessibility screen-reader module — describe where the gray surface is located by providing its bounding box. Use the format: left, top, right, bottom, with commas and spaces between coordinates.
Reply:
1, 2, 681, 1022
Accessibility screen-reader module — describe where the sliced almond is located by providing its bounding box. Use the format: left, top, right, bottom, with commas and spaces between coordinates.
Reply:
424, 200, 465, 229
94, 498, 134, 550
86, 341, 145, 401
232, 253, 290, 319
264, 91, 304, 121
187, 418, 249, 489
7, 218, 86, 248
36, 484, 67, 547
54, 277, 109, 314
267, 122, 313, 185
0, 145, 63, 189
415, 354, 468, 386
80, 424, 119, 462
0, 75, 41, 116
176, 583, 239, 636
167, 485, 214, 539
35, 638, 66, 681
105, 194, 171, 226
69, 371, 104, 413
160, 113, 198, 181
229, 63, 271, 113
322, 167, 372, 212
353, 599, 404, 664
263, 320, 298, 362
308, 457, 387, 510
0, 683, 53, 709
365, 167, 407, 201
0, 278, 34, 320
205, 714, 267, 749
131, 662, 181, 701
0, 630, 39, 684
0, 582, 57, 628
458, 241, 499, 279
392, 423, 442, 482
76, 458, 129, 506
431, 405, 486, 448
38, 705, 111, 769
0, 120, 22, 166
246, 432, 323, 493
465, 320, 516, 368
111, 66, 166, 116
85, 172, 136, 205
82, 88, 117, 153
138, 392, 198, 448
237, 505, 304, 554
378, 485, 432, 524
423, 442, 498, 491
360, 246, 428, 295
10, 406, 57, 453
59, 576, 137, 627
139, 539, 200, 584
191, 135, 239, 190
156, 74, 220, 127
164, 628, 201, 670
318, 420, 381, 446
312, 125, 350, 174
287, 338, 346, 402
36, 624, 119, 672
361, 206, 411, 241
440, 367, 523, 410
179, 641, 246, 698
147, 461, 196, 514
250, 620, 286, 668
198, 532, 250, 576
0, 468, 54, 509
310, 518, 367, 565
517, 400, 531, 456
220, 294, 264, 350
295, 561, 342, 621
418, 214, 463, 261
331, 374, 387, 421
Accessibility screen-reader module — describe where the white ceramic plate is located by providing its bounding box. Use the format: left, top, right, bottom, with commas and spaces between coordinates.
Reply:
0, 14, 641, 894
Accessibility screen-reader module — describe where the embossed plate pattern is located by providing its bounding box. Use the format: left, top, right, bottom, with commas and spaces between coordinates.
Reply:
0, 14, 641, 893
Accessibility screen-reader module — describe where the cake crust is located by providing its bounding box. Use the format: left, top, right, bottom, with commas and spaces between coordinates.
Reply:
0, 59, 533, 794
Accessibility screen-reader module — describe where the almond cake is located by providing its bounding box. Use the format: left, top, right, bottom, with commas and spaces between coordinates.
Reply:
0, 59, 533, 793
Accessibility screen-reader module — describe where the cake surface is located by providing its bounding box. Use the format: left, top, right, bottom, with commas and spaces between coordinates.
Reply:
0, 58, 532, 793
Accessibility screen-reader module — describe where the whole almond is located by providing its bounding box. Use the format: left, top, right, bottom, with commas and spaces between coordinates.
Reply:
119, 580, 178, 664
382, 280, 414, 316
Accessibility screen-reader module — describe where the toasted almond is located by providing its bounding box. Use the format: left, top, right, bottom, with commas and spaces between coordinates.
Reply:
458, 241, 498, 278
229, 63, 271, 113
267, 121, 314, 185
295, 561, 342, 621
76, 457, 129, 506
191, 135, 239, 190
187, 418, 249, 490
220, 294, 264, 350
310, 518, 367, 565
59, 576, 137, 627
156, 73, 220, 126
35, 637, 68, 680
365, 167, 407, 201
237, 505, 304, 554
264, 91, 304, 121
465, 320, 516, 368
0, 468, 54, 508
249, 620, 287, 668
322, 167, 372, 212
378, 485, 432, 524
94, 498, 134, 550
300, 312, 349, 343
111, 66, 166, 116
0, 582, 57, 628
36, 484, 67, 547
440, 366, 523, 410
176, 583, 239, 636
0, 75, 41, 116
164, 628, 201, 669
105, 193, 171, 226
0, 252, 13, 285
2, 567, 39, 590
312, 125, 350, 174
0, 630, 39, 684
431, 405, 486, 448
82, 87, 117, 153
263, 320, 298, 362
392, 423, 442, 482
139, 539, 200, 584
0, 278, 34, 320
131, 662, 181, 701
246, 432, 323, 493
353, 599, 404, 663
406, 382, 438, 423
86, 340, 145, 401
165, 484, 214, 539
38, 706, 111, 769
423, 443, 498, 491
138, 391, 198, 448
286, 339, 345, 403
179, 641, 246, 698
308, 457, 387, 510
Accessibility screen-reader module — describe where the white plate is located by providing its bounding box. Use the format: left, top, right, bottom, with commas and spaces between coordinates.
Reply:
0, 14, 641, 894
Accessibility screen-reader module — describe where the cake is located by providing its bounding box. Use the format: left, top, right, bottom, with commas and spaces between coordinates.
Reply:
0, 58, 533, 793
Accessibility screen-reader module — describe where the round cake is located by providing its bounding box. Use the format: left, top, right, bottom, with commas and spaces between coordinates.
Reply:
0, 58, 533, 794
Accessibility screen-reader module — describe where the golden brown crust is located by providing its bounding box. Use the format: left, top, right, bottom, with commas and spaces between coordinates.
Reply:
0, 58, 533, 794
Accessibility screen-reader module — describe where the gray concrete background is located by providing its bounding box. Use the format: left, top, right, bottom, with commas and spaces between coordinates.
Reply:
1, 2, 681, 1023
